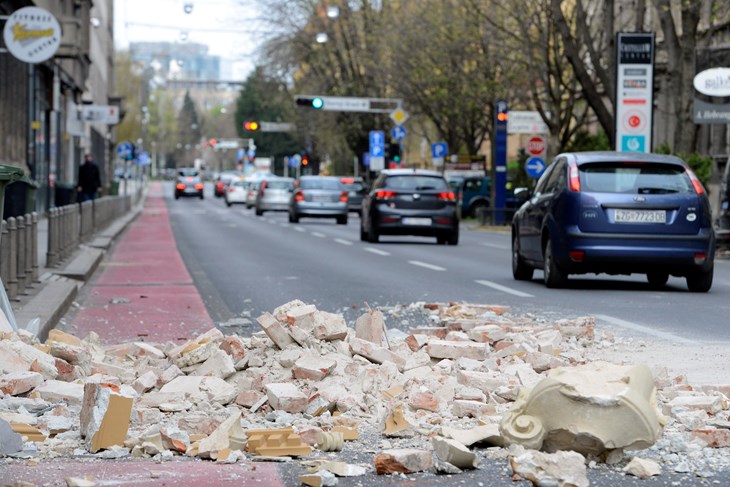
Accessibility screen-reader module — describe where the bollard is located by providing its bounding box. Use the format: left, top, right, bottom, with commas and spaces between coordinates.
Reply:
0, 220, 7, 285
6, 217, 18, 300
16, 215, 26, 293
24, 213, 34, 286
31, 212, 38, 281
46, 208, 57, 267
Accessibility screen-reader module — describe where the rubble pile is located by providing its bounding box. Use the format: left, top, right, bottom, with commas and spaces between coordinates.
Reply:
1, 300, 729, 484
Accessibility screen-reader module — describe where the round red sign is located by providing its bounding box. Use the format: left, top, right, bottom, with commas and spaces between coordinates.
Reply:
527, 136, 546, 156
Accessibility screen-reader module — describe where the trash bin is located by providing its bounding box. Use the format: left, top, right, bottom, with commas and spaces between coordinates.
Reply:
54, 182, 77, 207
0, 164, 25, 225
109, 180, 120, 196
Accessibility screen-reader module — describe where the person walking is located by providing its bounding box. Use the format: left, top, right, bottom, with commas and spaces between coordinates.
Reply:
77, 154, 101, 202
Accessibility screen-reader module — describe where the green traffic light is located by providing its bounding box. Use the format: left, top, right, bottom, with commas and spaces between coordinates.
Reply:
312, 97, 324, 109
393, 155, 401, 162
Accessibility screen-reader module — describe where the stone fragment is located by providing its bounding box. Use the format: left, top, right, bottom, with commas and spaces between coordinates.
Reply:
317, 431, 344, 452
219, 336, 247, 362
374, 449, 433, 475
173, 341, 219, 369
451, 400, 494, 418
265, 383, 307, 413
32, 380, 85, 405
64, 476, 96, 487
467, 324, 507, 343
510, 448, 588, 487
691, 428, 730, 448
293, 356, 337, 381
0, 371, 44, 395
297, 426, 324, 446
332, 425, 359, 441
427, 340, 489, 360
355, 309, 385, 345
313, 311, 348, 341
246, 427, 313, 457
193, 349, 236, 379
299, 471, 337, 487
133, 342, 166, 359
383, 404, 413, 436
46, 329, 83, 347
305, 395, 335, 417
404, 334, 428, 352
91, 361, 135, 383
273, 299, 309, 322
668, 395, 724, 414
132, 370, 158, 395
159, 376, 236, 405
10, 422, 46, 442
349, 337, 406, 371
284, 304, 317, 329
3, 340, 58, 379
256, 313, 295, 349
160, 426, 189, 453
500, 362, 665, 455
623, 457, 661, 478
0, 419, 24, 455
157, 364, 183, 387
431, 437, 478, 469
235, 390, 265, 408
79, 383, 134, 453
441, 424, 503, 447
132, 408, 163, 425
408, 390, 441, 412
194, 411, 245, 459
320, 461, 367, 477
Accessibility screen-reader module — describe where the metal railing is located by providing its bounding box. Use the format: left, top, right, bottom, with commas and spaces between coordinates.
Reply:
1, 189, 141, 300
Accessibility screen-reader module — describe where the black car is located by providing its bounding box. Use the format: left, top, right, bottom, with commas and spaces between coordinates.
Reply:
340, 177, 367, 215
175, 169, 204, 200
360, 169, 459, 245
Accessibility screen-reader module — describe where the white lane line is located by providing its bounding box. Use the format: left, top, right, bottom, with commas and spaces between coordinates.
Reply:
280, 223, 290, 228
481, 242, 509, 250
334, 238, 353, 246
475, 280, 534, 298
409, 260, 447, 272
594, 314, 698, 345
311, 232, 327, 238
294, 227, 307, 233
364, 247, 390, 256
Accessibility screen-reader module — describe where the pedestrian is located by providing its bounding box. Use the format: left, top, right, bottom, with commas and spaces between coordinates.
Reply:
77, 154, 101, 202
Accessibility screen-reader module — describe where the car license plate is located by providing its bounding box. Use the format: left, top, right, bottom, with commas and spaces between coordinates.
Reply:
312, 195, 331, 202
614, 209, 666, 223
402, 217, 432, 225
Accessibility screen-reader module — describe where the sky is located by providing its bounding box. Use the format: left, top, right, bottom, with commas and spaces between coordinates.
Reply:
113, 0, 262, 78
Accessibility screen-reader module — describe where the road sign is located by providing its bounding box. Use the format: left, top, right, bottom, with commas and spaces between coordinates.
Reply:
117, 141, 134, 160
527, 135, 546, 156
391, 126, 406, 142
296, 96, 403, 113
369, 131, 385, 171
431, 142, 447, 158
525, 157, 546, 178
136, 151, 150, 165
390, 109, 409, 125
508, 111, 549, 134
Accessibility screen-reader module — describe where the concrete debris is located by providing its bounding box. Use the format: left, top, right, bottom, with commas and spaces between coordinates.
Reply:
623, 456, 662, 478
0, 300, 729, 482
65, 477, 96, 487
509, 446, 589, 487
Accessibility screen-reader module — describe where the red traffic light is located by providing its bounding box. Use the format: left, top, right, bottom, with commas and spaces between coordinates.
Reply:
208, 138, 218, 146
244, 121, 259, 131
301, 156, 309, 166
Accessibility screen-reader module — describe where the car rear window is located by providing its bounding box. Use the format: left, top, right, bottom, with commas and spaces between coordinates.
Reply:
342, 182, 364, 192
385, 176, 449, 191
231, 180, 246, 187
267, 180, 293, 190
299, 178, 341, 190
580, 163, 693, 194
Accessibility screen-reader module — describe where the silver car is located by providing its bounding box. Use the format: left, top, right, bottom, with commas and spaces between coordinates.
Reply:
255, 177, 294, 215
289, 176, 349, 224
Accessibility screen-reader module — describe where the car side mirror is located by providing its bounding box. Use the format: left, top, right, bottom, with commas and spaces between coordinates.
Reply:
513, 187, 531, 200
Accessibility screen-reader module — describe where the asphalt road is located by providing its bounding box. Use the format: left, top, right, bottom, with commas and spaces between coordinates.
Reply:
168, 183, 730, 345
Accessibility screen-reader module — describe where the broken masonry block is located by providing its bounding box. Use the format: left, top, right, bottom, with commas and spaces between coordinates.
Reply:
246, 427, 313, 457
79, 382, 134, 453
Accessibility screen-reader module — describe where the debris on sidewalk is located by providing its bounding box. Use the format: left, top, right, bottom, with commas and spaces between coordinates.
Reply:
0, 300, 729, 484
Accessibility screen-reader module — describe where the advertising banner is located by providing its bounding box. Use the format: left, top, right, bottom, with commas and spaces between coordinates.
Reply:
615, 33, 655, 153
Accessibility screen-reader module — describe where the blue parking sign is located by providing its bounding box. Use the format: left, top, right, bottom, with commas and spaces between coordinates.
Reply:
431, 142, 448, 158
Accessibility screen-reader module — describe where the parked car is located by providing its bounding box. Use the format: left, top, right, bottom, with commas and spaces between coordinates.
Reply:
255, 177, 294, 216
224, 177, 248, 207
511, 151, 715, 291
174, 170, 204, 200
360, 169, 459, 244
214, 171, 240, 197
340, 177, 367, 215
289, 176, 348, 224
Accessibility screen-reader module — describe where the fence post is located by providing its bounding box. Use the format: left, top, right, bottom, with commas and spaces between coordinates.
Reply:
46, 208, 57, 267
24, 213, 34, 286
6, 217, 18, 300
31, 212, 38, 281
16, 215, 26, 293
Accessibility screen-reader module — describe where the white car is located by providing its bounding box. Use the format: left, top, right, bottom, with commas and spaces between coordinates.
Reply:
224, 178, 248, 207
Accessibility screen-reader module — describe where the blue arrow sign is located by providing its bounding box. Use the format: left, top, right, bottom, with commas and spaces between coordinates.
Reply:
136, 151, 150, 165
369, 130, 385, 157
117, 141, 134, 160
391, 126, 406, 142
431, 142, 447, 158
525, 157, 546, 179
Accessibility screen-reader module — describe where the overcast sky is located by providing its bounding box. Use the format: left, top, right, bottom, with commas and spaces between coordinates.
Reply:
114, 0, 261, 77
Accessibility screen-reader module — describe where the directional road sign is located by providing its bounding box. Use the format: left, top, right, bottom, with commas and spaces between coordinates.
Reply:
117, 141, 134, 160
525, 157, 546, 179
391, 126, 406, 142
136, 151, 150, 165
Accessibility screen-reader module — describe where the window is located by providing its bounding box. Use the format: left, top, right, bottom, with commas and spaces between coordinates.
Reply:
384, 176, 448, 191
580, 163, 693, 194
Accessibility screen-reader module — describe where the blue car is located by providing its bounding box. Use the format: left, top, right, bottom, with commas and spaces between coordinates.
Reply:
511, 151, 715, 292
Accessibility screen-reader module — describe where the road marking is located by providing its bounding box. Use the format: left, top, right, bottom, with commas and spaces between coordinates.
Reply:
280, 223, 290, 228
294, 227, 307, 233
481, 242, 510, 250
594, 314, 698, 344
334, 238, 353, 246
311, 232, 326, 238
364, 247, 390, 256
475, 280, 534, 297
409, 260, 446, 271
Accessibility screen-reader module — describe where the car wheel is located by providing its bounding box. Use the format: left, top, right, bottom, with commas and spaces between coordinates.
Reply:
367, 224, 379, 243
360, 224, 368, 241
469, 200, 488, 219
289, 212, 299, 223
686, 266, 713, 293
437, 236, 447, 245
200, 194, 204, 200
447, 230, 459, 246
543, 238, 567, 288
175, 194, 180, 200
512, 233, 534, 281
255, 207, 263, 216
646, 272, 669, 288
336, 216, 348, 225
226, 200, 232, 207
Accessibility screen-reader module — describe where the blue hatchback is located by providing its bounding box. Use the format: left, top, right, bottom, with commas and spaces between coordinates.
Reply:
511, 151, 715, 292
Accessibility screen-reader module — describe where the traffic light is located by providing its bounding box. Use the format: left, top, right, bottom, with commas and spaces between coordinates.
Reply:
390, 143, 401, 163
497, 112, 508, 122
243, 121, 259, 131
295, 96, 324, 109
208, 138, 218, 147
301, 155, 309, 166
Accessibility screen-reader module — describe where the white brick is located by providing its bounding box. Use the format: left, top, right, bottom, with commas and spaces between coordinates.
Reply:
427, 340, 489, 360
265, 383, 307, 413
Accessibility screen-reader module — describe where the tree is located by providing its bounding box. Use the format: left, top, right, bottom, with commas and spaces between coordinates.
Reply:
174, 91, 202, 167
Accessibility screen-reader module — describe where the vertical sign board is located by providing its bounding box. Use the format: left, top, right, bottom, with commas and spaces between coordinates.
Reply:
615, 32, 655, 153
369, 131, 385, 171
493, 100, 508, 224
693, 47, 730, 124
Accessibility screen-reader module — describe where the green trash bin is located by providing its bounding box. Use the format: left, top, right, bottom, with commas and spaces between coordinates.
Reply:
0, 165, 25, 232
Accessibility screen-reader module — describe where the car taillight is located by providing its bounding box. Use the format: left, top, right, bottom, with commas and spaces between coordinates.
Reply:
295, 191, 305, 202
194, 183, 204, 190
228, 186, 235, 193
687, 168, 705, 195
568, 162, 581, 192
340, 191, 348, 202
261, 181, 267, 190
375, 190, 397, 200
437, 192, 456, 201
176, 183, 186, 190
569, 250, 585, 262
694, 253, 707, 265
